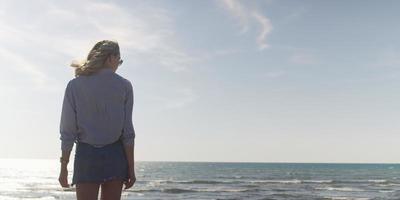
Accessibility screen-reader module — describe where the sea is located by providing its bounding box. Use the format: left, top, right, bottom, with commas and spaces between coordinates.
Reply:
1, 159, 400, 200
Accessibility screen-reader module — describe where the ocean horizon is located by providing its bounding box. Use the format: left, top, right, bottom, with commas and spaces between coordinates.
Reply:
1, 158, 400, 199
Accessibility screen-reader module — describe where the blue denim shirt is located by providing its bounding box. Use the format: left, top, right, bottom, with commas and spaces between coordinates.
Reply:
59, 67, 135, 151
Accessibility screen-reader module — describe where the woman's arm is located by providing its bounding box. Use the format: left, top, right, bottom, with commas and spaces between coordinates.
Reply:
58, 149, 71, 188
123, 144, 136, 190
121, 80, 136, 189
123, 145, 135, 168
60, 81, 78, 152
59, 81, 78, 188
121, 80, 136, 162
61, 150, 71, 169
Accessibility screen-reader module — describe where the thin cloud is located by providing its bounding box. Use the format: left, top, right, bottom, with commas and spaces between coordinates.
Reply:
0, 47, 48, 87
252, 12, 273, 50
1, 0, 199, 114
0, 0, 194, 90
220, 0, 249, 33
219, 0, 273, 50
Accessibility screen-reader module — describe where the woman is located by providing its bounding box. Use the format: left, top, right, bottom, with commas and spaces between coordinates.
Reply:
58, 40, 136, 200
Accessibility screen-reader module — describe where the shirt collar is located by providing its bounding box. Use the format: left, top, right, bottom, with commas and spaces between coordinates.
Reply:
97, 67, 115, 74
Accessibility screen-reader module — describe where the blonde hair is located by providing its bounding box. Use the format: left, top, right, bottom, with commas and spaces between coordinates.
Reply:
71, 40, 120, 77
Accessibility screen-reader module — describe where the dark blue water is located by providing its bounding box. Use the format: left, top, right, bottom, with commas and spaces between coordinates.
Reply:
130, 162, 400, 200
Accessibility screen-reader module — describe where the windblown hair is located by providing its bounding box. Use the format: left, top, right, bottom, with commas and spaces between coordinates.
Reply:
70, 40, 120, 77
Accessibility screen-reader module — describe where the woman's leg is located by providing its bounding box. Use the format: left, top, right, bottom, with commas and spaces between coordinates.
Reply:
100, 179, 124, 200
76, 182, 101, 200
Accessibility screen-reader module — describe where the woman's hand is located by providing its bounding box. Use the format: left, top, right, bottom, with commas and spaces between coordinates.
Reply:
58, 167, 70, 188
123, 165, 136, 190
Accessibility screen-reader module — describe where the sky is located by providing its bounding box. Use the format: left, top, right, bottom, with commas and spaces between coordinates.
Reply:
1, 0, 400, 163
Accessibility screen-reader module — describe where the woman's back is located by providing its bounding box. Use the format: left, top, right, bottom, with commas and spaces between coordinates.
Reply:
60, 67, 135, 151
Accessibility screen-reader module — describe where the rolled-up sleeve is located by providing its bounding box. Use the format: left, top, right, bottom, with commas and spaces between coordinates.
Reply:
121, 80, 135, 147
59, 80, 78, 151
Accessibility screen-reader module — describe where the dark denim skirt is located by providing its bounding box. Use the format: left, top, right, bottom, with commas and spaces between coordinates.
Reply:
71, 139, 129, 187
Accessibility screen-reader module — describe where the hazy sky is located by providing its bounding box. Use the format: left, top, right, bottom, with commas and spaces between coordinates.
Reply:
1, 0, 400, 163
